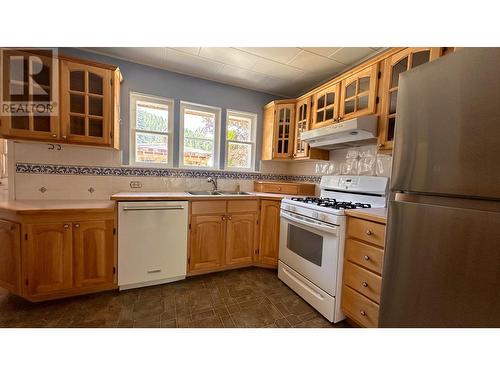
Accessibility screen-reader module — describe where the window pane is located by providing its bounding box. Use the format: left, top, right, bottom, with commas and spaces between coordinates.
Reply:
227, 115, 251, 142
227, 142, 252, 169
136, 132, 168, 164
184, 109, 214, 140
183, 138, 214, 167
136, 101, 168, 132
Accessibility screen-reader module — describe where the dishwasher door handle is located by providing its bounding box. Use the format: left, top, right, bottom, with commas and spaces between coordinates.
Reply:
122, 206, 185, 211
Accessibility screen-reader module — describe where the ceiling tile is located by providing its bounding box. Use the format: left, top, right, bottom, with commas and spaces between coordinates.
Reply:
169, 47, 200, 55
302, 47, 342, 57
217, 65, 270, 85
329, 47, 377, 65
165, 49, 224, 77
288, 50, 346, 75
199, 47, 258, 70
88, 47, 168, 68
251, 58, 304, 80
236, 47, 302, 64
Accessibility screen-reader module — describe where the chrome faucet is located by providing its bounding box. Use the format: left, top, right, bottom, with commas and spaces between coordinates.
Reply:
207, 176, 218, 192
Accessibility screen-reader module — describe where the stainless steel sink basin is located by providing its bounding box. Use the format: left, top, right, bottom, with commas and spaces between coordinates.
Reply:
187, 191, 222, 195
217, 191, 251, 195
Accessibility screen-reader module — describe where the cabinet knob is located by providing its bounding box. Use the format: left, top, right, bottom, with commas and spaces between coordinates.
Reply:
74, 223, 80, 228
227, 215, 232, 220
52, 134, 57, 138
62, 135, 67, 139
363, 255, 370, 261
360, 310, 366, 316
222, 216, 226, 221
366, 230, 372, 235
378, 143, 383, 148
63, 224, 70, 229
362, 281, 368, 287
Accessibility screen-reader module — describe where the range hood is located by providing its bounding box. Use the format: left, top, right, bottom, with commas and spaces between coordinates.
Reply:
301, 115, 378, 150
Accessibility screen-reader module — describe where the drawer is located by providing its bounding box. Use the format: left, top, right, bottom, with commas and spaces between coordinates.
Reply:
345, 238, 384, 274
191, 200, 226, 215
343, 261, 382, 303
347, 217, 386, 247
341, 285, 379, 328
227, 199, 258, 213
262, 183, 299, 195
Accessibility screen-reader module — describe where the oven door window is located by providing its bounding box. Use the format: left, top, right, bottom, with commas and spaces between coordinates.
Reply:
286, 224, 323, 266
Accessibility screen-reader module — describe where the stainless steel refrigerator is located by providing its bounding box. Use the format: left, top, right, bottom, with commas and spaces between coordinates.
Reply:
379, 48, 500, 327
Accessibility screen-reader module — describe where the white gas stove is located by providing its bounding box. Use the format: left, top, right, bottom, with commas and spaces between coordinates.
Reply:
278, 175, 388, 323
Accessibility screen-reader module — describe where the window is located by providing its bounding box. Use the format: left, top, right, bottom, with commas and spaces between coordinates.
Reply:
180, 102, 220, 169
225, 110, 256, 170
130, 92, 174, 166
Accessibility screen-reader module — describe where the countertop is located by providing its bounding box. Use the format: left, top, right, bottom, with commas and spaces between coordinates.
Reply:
0, 200, 116, 214
110, 191, 299, 201
345, 208, 388, 224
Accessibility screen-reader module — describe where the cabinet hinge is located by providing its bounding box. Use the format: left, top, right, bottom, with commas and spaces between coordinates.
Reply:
256, 219, 259, 225
110, 78, 113, 86
378, 71, 382, 79
110, 132, 113, 139
24, 233, 28, 240
376, 96, 380, 104
113, 228, 116, 235
255, 249, 259, 255
113, 266, 116, 274
25, 278, 28, 286
189, 223, 191, 230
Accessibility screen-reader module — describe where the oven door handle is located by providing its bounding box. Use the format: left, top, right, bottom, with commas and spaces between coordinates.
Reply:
280, 210, 338, 235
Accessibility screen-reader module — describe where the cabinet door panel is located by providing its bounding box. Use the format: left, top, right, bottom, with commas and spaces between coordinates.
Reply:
0, 220, 21, 293
258, 200, 280, 267
226, 213, 255, 265
25, 222, 73, 297
340, 64, 379, 120
189, 215, 225, 272
272, 103, 295, 159
73, 220, 115, 288
311, 83, 340, 129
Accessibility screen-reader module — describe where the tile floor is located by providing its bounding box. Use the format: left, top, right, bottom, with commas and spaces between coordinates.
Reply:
0, 267, 350, 328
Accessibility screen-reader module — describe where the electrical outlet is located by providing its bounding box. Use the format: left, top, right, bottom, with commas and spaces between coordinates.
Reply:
130, 181, 142, 189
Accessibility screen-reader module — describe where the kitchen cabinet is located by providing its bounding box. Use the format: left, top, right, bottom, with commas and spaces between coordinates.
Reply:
377, 48, 441, 152
294, 97, 329, 160
341, 215, 386, 328
311, 83, 340, 129
0, 206, 117, 302
253, 181, 316, 196
261, 100, 296, 160
258, 200, 280, 267
0, 220, 21, 294
188, 199, 259, 275
339, 63, 379, 121
0, 50, 60, 140
0, 49, 121, 149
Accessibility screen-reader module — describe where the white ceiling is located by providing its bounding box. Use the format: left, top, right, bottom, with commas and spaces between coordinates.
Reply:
83, 47, 382, 97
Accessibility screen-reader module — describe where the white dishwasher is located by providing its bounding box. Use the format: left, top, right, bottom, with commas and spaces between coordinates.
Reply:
118, 201, 189, 290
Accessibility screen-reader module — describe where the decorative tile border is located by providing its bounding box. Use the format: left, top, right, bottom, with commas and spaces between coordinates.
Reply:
16, 163, 322, 183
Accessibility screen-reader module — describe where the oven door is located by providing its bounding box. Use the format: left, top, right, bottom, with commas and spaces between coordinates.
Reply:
279, 210, 340, 296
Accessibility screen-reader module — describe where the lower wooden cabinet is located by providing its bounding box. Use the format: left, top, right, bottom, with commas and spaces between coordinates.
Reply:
341, 214, 386, 327
188, 199, 278, 275
0, 220, 21, 294
0, 210, 117, 302
258, 200, 280, 267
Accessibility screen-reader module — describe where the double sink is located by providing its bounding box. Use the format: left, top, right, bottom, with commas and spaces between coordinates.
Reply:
187, 191, 251, 196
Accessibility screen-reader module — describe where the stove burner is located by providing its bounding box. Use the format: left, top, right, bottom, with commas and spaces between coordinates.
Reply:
291, 197, 371, 210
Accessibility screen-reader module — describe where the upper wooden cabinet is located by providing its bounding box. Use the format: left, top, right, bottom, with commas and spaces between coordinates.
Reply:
377, 48, 441, 152
311, 82, 340, 129
0, 49, 121, 149
339, 63, 379, 121
261, 100, 295, 160
0, 50, 60, 140
294, 97, 330, 160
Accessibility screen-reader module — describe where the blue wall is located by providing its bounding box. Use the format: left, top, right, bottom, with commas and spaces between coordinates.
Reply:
61, 48, 283, 170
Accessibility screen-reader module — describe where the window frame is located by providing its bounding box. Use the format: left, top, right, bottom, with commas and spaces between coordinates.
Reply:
179, 101, 221, 170
224, 109, 257, 171
129, 92, 174, 167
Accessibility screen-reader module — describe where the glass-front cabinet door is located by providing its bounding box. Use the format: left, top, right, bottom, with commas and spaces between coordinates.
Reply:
378, 48, 441, 152
293, 97, 311, 158
340, 63, 379, 121
60, 60, 112, 145
0, 50, 59, 140
311, 83, 340, 129
273, 103, 295, 159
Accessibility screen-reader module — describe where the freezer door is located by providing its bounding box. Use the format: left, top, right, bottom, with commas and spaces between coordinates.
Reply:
379, 198, 500, 327
392, 48, 500, 199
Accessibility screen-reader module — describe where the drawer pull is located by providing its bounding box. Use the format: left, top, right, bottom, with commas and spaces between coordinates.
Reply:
366, 230, 372, 235
364, 255, 370, 261
360, 310, 366, 316
362, 282, 368, 287
147, 269, 161, 274
63, 224, 70, 229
